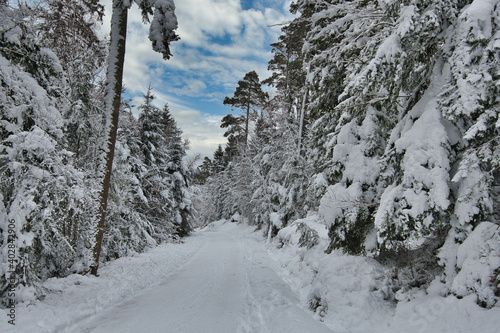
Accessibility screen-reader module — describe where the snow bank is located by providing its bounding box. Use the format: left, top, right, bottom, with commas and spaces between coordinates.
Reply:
274, 215, 395, 332
451, 222, 500, 308
389, 294, 500, 333
272, 216, 500, 332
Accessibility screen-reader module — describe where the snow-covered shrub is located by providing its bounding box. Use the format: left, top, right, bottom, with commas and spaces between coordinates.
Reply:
450, 222, 500, 308
274, 215, 395, 332
276, 216, 327, 249
0, 4, 96, 299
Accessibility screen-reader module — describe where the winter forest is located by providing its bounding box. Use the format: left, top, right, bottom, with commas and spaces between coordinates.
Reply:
1, 0, 500, 332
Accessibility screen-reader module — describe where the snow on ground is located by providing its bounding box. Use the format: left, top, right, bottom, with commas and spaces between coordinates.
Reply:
2, 220, 499, 333
0, 229, 206, 333
272, 216, 395, 332
272, 216, 500, 333
0, 221, 333, 333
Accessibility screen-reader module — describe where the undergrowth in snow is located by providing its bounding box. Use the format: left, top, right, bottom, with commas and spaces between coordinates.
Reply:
272, 216, 500, 333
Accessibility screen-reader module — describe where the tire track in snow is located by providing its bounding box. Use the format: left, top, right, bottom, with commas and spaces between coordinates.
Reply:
67, 221, 335, 333
237, 226, 335, 333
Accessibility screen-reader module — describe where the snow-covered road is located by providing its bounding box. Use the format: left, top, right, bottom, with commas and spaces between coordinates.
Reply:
3, 220, 500, 333
67, 221, 333, 333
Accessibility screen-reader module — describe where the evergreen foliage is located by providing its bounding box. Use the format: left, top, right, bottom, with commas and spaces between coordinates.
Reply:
223, 71, 269, 146
0, 2, 97, 298
137, 87, 192, 238
0, 0, 190, 300
203, 0, 500, 307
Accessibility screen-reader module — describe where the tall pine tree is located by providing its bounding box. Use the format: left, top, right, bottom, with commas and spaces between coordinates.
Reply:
223, 71, 268, 147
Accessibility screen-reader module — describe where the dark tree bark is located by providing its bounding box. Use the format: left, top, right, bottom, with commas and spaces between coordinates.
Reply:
91, 0, 178, 276
91, 0, 128, 276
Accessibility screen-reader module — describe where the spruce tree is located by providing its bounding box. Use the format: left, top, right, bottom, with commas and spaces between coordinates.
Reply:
212, 145, 226, 173
103, 109, 158, 259
0, 3, 96, 297
137, 89, 176, 238
435, 0, 500, 305
36, 0, 107, 171
162, 103, 192, 237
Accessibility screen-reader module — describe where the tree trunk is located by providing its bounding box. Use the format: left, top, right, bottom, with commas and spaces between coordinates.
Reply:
245, 102, 250, 147
91, 0, 128, 276
297, 87, 308, 153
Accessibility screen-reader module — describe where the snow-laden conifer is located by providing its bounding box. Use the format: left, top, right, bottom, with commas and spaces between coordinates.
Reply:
0, 4, 96, 298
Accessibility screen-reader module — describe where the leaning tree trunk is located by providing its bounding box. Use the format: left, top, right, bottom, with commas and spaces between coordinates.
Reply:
245, 101, 250, 147
91, 0, 128, 276
297, 87, 308, 153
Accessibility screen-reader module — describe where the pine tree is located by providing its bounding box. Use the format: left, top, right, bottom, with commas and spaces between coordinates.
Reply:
223, 71, 268, 146
220, 114, 245, 162
263, 15, 308, 117
192, 156, 213, 184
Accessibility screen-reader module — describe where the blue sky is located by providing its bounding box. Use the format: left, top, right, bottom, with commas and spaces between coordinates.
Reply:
102, 0, 293, 161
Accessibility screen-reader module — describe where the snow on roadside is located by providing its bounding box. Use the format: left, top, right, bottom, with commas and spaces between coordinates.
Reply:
389, 294, 500, 333
0, 233, 206, 333
270, 215, 500, 333
271, 216, 395, 332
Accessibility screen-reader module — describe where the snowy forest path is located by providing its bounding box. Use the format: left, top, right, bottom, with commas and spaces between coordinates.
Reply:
69, 221, 334, 333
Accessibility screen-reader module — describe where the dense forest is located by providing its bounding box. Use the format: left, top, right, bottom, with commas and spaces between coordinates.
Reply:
0, 0, 191, 298
195, 0, 500, 308
1, 0, 499, 312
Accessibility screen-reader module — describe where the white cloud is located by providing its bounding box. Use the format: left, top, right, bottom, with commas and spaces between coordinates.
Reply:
175, 0, 242, 46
